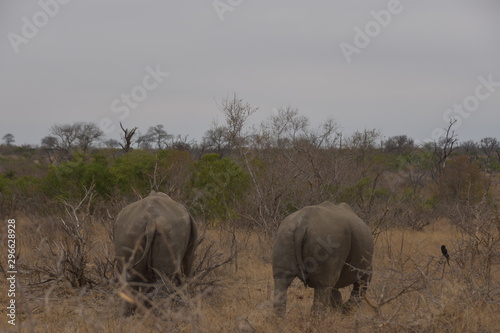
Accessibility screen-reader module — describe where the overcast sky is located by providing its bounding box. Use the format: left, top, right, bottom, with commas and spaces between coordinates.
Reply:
1, 0, 499, 146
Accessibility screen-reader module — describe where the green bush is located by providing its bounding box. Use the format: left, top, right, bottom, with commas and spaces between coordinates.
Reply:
110, 150, 156, 195
0, 174, 42, 215
189, 153, 250, 222
110, 149, 193, 197
43, 153, 114, 200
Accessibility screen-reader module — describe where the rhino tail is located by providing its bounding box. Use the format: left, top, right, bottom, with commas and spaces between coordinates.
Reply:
133, 219, 156, 268
182, 215, 198, 277
294, 224, 308, 286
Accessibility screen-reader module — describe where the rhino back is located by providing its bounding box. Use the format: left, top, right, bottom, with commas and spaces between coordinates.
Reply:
114, 195, 192, 263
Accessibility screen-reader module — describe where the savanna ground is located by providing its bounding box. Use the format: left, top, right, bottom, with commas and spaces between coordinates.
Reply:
0, 215, 498, 332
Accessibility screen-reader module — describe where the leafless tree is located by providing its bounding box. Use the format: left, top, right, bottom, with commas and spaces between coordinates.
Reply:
217, 103, 343, 231
26, 183, 98, 288
50, 123, 79, 153
119, 122, 138, 153
76, 122, 104, 153
104, 138, 120, 149
136, 132, 152, 149
49, 122, 103, 155
459, 140, 479, 155
170, 134, 195, 151
347, 129, 381, 151
262, 106, 308, 148
201, 121, 231, 157
432, 118, 459, 182
219, 93, 258, 149
480, 137, 499, 161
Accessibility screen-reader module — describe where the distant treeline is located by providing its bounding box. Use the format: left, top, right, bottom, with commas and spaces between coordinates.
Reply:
1, 97, 499, 230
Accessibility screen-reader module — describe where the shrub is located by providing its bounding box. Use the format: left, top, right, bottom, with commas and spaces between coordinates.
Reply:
110, 150, 156, 195
438, 155, 485, 204
188, 153, 250, 222
43, 153, 114, 200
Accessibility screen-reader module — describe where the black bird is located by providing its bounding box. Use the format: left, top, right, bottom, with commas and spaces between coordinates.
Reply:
441, 245, 450, 265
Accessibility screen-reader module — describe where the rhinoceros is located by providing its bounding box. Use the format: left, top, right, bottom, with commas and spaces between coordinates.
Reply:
272, 202, 373, 316
114, 191, 197, 315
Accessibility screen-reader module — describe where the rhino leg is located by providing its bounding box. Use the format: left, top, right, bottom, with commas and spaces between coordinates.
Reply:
123, 295, 139, 317
330, 288, 343, 310
312, 287, 345, 314
123, 279, 159, 316
122, 267, 154, 316
122, 279, 141, 316
312, 287, 334, 314
343, 277, 369, 313
273, 276, 293, 317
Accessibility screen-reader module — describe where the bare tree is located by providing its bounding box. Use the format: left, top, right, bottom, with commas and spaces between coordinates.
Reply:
26, 183, 98, 288
346, 129, 382, 173
480, 137, 498, 160
50, 123, 79, 153
347, 129, 381, 151
432, 118, 459, 181
104, 138, 120, 149
119, 122, 138, 153
264, 106, 308, 147
225, 104, 343, 231
48, 122, 103, 155
201, 121, 231, 157
76, 122, 104, 153
459, 140, 479, 155
136, 132, 152, 149
170, 134, 195, 151
219, 93, 258, 149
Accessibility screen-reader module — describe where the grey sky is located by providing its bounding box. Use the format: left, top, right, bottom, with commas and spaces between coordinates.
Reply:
1, 0, 499, 146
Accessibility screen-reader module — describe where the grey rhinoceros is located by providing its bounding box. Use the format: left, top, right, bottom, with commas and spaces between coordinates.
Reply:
114, 191, 197, 315
272, 202, 373, 316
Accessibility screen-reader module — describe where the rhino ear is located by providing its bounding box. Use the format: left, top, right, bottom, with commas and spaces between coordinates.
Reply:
339, 202, 354, 211
149, 190, 157, 196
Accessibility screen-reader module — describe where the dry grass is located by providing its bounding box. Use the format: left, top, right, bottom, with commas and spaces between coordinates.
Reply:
1, 217, 499, 332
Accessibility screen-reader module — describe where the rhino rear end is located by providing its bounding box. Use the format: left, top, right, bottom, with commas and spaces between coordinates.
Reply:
113, 192, 197, 316
271, 202, 373, 316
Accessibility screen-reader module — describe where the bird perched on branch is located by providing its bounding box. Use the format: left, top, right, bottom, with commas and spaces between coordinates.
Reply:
441, 245, 450, 266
